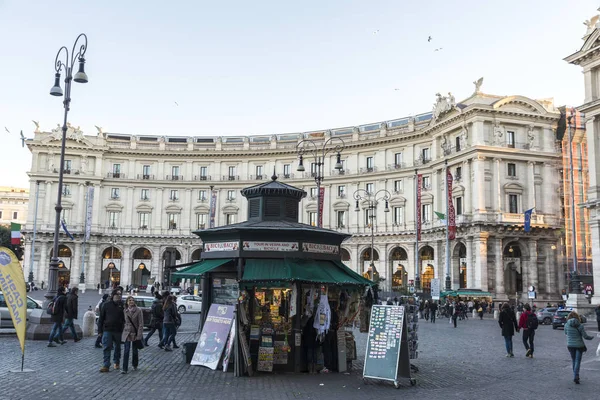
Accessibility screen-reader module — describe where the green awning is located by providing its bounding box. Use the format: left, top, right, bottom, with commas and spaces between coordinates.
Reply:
241, 258, 373, 286
171, 258, 232, 281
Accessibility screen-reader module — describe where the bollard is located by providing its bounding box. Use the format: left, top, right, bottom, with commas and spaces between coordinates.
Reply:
493, 310, 499, 320
82, 306, 96, 337
472, 310, 477, 319
516, 311, 522, 321
98, 287, 102, 295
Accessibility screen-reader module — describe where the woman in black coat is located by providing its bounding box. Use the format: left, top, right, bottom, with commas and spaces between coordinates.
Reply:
47, 287, 67, 346
498, 303, 519, 357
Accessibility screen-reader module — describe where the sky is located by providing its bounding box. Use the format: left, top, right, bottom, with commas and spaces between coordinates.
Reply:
0, 0, 598, 188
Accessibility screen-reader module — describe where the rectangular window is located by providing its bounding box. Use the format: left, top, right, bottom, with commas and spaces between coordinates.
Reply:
196, 213, 207, 229
456, 197, 463, 216
140, 189, 149, 200
228, 166, 236, 179
422, 148, 430, 161
227, 190, 235, 200
142, 165, 151, 177
508, 163, 516, 177
337, 211, 346, 228
364, 208, 374, 227
108, 211, 119, 228
509, 194, 518, 213
171, 166, 180, 180
366, 156, 374, 171
308, 212, 317, 226
13, 211, 19, 220
62, 184, 71, 197
394, 153, 402, 167
507, 131, 515, 148
199, 190, 207, 201
310, 187, 318, 198
310, 163, 318, 177
337, 185, 346, 198
64, 160, 72, 173
366, 183, 374, 194
113, 164, 121, 174
60, 209, 70, 224
170, 189, 179, 201
226, 214, 237, 225
283, 164, 291, 177
422, 204, 432, 223
455, 136, 461, 152
340, 160, 346, 172
0, 211, 3, 219
422, 176, 430, 189
456, 166, 462, 180
168, 213, 179, 229
111, 188, 120, 199
256, 165, 263, 178
394, 180, 403, 193
393, 207, 404, 225
139, 212, 150, 228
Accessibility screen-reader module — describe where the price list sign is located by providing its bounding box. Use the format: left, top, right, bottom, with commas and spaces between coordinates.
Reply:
363, 305, 405, 382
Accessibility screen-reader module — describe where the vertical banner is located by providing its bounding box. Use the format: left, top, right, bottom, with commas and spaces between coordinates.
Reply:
0, 247, 27, 353
318, 187, 325, 227
416, 174, 422, 240
209, 189, 217, 228
430, 278, 441, 300
446, 169, 456, 240
85, 186, 94, 241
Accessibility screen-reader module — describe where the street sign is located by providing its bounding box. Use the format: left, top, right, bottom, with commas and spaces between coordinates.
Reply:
430, 278, 440, 300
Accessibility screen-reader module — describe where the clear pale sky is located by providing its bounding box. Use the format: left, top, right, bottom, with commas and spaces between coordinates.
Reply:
0, 0, 597, 188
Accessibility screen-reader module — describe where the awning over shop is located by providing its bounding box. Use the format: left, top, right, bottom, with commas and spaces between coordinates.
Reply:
241, 258, 373, 286
171, 258, 233, 281
441, 290, 493, 298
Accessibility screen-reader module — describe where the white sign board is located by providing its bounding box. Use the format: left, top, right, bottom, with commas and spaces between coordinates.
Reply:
204, 241, 239, 252
302, 243, 340, 254
430, 278, 440, 300
242, 241, 298, 252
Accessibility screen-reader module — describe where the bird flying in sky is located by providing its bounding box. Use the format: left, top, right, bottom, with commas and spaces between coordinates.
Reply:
373, 30, 379, 35
20, 131, 26, 148
174, 101, 179, 106
434, 48, 443, 52
428, 36, 432, 42
4, 126, 9, 134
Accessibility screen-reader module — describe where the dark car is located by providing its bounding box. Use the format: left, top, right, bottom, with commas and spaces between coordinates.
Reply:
552, 310, 587, 329
536, 307, 557, 325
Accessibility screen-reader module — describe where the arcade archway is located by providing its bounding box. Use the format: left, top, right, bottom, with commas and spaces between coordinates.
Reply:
420, 245, 435, 293
50, 245, 72, 287
504, 243, 523, 293
360, 247, 380, 279
101, 246, 122, 288
390, 247, 408, 291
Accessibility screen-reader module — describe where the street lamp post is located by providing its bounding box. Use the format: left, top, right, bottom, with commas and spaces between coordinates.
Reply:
353, 189, 391, 282
28, 180, 41, 284
567, 113, 580, 294
296, 138, 345, 228
45, 34, 89, 303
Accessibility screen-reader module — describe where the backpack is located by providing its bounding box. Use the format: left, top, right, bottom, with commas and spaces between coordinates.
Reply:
526, 312, 538, 330
46, 297, 57, 315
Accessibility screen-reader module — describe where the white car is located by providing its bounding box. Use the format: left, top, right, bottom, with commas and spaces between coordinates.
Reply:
176, 294, 202, 314
0, 291, 43, 328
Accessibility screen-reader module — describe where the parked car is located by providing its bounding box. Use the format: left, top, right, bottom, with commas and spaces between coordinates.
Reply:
170, 286, 182, 295
0, 291, 43, 328
176, 294, 202, 314
95, 295, 154, 329
536, 307, 557, 325
552, 310, 587, 329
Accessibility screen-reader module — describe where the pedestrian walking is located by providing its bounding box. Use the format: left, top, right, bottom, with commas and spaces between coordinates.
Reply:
564, 311, 595, 384
47, 286, 67, 347
518, 303, 537, 358
98, 289, 125, 372
62, 287, 80, 342
595, 305, 600, 332
144, 292, 164, 346
451, 302, 459, 328
429, 301, 438, 323
121, 296, 144, 374
477, 305, 484, 320
95, 293, 109, 348
41, 281, 45, 290
498, 303, 519, 357
160, 295, 179, 351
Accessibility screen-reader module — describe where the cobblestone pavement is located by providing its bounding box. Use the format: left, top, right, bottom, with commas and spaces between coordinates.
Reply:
1, 300, 599, 400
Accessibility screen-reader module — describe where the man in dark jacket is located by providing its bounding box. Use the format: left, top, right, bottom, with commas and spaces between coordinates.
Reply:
47, 286, 68, 347
98, 289, 125, 372
429, 301, 438, 323
144, 292, 164, 346
95, 293, 109, 348
498, 303, 519, 357
62, 287, 80, 342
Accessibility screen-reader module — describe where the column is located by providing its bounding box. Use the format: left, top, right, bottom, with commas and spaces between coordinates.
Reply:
155, 188, 164, 231
542, 162, 555, 215
494, 158, 502, 212
528, 161, 536, 210
91, 184, 101, 228
495, 238, 505, 297
463, 160, 472, 215
474, 234, 489, 290
125, 187, 134, 229
435, 240, 443, 279
38, 242, 48, 286
43, 181, 53, 227
122, 246, 132, 287
432, 169, 440, 216
182, 188, 192, 230
543, 241, 554, 297
71, 243, 81, 287
88, 244, 98, 289
528, 239, 539, 292
351, 245, 360, 274
77, 183, 86, 225
94, 157, 103, 178
471, 157, 486, 214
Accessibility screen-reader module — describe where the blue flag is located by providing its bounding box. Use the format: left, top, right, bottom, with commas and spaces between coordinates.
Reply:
61, 219, 75, 240
524, 208, 534, 232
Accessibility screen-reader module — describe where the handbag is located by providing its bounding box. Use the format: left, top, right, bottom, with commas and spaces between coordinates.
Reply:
127, 313, 144, 350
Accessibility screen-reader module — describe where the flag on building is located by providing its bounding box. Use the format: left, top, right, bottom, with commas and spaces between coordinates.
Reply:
416, 174, 422, 241
446, 168, 456, 240
524, 208, 534, 232
434, 211, 446, 224
10, 223, 21, 245
209, 189, 217, 228
61, 219, 75, 240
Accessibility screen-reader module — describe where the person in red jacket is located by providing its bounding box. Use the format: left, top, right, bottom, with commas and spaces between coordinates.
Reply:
518, 303, 535, 358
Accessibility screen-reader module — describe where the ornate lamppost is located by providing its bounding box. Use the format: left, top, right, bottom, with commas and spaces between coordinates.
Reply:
353, 189, 391, 282
296, 138, 345, 228
45, 34, 89, 303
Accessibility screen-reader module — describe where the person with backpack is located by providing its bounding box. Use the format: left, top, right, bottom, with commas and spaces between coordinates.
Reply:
62, 287, 80, 342
518, 303, 537, 358
95, 293, 109, 348
144, 292, 164, 346
498, 303, 519, 357
47, 286, 68, 347
564, 311, 595, 384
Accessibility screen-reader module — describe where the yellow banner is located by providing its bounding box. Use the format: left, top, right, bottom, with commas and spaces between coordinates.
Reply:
0, 247, 27, 353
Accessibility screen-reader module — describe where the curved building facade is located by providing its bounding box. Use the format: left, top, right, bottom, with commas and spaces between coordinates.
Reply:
23, 90, 564, 301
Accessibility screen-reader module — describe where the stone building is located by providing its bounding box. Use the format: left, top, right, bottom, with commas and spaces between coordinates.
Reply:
22, 87, 564, 302
0, 186, 29, 226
